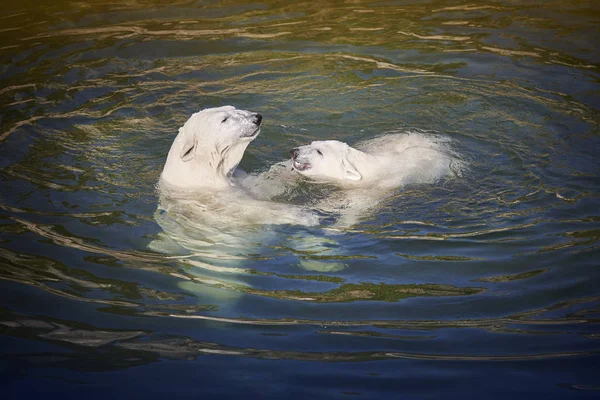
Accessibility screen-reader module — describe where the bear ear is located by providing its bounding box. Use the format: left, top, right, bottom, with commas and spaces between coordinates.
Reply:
180, 138, 196, 162
342, 157, 362, 181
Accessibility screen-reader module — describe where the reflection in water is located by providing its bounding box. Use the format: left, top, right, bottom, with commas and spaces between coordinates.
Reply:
2, 215, 485, 305
1, 0, 599, 397
1, 294, 599, 368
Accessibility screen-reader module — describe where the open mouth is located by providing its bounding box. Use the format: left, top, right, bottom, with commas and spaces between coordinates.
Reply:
293, 160, 310, 171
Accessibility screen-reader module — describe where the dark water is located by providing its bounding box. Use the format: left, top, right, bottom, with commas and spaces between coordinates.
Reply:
1, 1, 600, 398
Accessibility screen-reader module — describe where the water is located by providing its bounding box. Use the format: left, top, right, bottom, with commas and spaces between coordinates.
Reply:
1, 1, 599, 398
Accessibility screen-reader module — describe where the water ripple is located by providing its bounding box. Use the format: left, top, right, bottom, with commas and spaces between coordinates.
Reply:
0, 1, 599, 394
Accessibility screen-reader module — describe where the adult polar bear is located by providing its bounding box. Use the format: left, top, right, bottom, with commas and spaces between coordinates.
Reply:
153, 106, 335, 299
160, 105, 261, 190
157, 105, 318, 227
153, 105, 326, 266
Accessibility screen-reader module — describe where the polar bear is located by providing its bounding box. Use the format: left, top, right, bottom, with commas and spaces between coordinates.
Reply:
290, 133, 457, 188
289, 132, 463, 227
153, 106, 348, 289
156, 105, 320, 228
152, 106, 335, 302
159, 105, 262, 191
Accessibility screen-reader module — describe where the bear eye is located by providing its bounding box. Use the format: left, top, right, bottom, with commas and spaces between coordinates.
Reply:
316, 149, 323, 156
221, 117, 229, 123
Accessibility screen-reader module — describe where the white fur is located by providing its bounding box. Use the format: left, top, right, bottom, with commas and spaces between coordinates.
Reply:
289, 132, 464, 227
157, 105, 318, 226
152, 107, 350, 302
291, 133, 457, 188
159, 106, 262, 190
155, 106, 321, 264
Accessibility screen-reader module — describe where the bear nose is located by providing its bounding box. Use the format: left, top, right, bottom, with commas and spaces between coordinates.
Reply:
253, 114, 262, 125
290, 148, 299, 159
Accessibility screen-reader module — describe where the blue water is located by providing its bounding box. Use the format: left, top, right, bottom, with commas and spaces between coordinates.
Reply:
1, 1, 599, 398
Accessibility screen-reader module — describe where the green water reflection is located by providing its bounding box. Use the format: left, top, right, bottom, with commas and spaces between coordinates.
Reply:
0, 0, 599, 397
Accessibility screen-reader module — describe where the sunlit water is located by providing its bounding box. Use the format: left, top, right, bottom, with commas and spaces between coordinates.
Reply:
1, 1, 599, 398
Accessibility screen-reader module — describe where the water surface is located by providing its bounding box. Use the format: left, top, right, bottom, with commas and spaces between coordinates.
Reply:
1, 1, 599, 398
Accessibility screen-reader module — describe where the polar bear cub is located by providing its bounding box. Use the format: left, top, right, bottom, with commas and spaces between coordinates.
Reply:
160, 105, 262, 190
288, 132, 462, 227
290, 133, 457, 188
